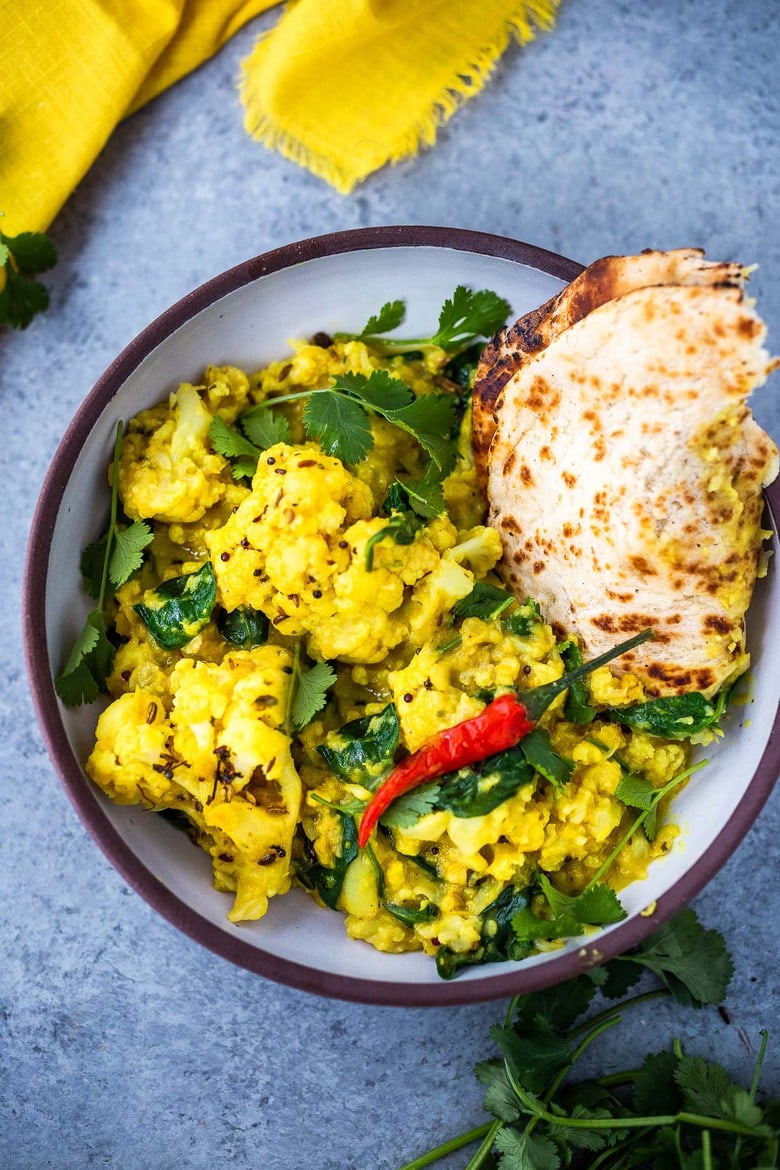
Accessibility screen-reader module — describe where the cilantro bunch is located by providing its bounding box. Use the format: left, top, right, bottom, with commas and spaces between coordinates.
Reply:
0, 213, 57, 328
398, 910, 778, 1170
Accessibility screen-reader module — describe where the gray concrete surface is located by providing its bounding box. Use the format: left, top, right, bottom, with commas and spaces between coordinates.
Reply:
1, 1, 778, 1166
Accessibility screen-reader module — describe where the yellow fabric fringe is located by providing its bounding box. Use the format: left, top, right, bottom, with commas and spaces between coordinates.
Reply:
239, 0, 561, 194
0, 0, 559, 235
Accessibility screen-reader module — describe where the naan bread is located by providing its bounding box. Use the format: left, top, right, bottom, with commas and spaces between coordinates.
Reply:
473, 250, 779, 697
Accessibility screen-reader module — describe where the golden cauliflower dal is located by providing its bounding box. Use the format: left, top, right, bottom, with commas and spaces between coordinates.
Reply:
84, 334, 697, 978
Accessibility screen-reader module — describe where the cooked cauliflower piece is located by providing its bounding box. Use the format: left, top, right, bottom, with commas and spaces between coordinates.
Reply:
87, 645, 300, 922
118, 382, 229, 524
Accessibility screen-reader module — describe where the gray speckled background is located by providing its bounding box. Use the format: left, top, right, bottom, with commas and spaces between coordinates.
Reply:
2, 2, 779, 1167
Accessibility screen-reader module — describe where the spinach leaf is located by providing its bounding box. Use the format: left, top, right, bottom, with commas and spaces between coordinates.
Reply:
216, 605, 269, 648
451, 581, 515, 623
297, 809, 359, 910
559, 639, 597, 724
605, 692, 723, 740
521, 728, 574, 791
384, 900, 440, 927
365, 510, 424, 570
317, 704, 400, 789
436, 885, 530, 979
436, 747, 535, 819
134, 562, 217, 649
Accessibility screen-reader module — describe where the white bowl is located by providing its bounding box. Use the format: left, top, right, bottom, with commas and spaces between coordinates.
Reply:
24, 226, 780, 1005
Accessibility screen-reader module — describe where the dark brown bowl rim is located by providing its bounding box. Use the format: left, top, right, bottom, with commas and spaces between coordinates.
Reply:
23, 225, 780, 1006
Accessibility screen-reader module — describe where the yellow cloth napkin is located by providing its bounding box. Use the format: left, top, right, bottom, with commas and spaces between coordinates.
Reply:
0, 0, 559, 235
240, 0, 560, 194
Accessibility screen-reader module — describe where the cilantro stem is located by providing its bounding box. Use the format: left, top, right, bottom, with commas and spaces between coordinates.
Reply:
463, 1120, 502, 1170
283, 640, 301, 736
594, 1069, 643, 1087
98, 420, 124, 608
567, 989, 670, 1039
750, 1029, 769, 1099
395, 1122, 492, 1170
702, 1129, 713, 1170
584, 760, 707, 892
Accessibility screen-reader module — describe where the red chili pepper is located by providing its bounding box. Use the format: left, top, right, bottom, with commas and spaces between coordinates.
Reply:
357, 628, 653, 849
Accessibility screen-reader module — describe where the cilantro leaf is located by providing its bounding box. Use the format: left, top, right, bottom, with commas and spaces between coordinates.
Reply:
303, 391, 374, 464
451, 581, 514, 624
56, 421, 150, 705
621, 908, 733, 1006
0, 268, 50, 329
240, 405, 292, 449
0, 216, 57, 329
209, 415, 261, 477
290, 659, 337, 732
521, 729, 574, 791
110, 521, 153, 588
335, 285, 510, 360
384, 393, 458, 473
381, 783, 441, 830
432, 286, 511, 353
588, 959, 643, 999
615, 771, 657, 811
511, 976, 597, 1033
491, 1020, 571, 1097
675, 1055, 768, 1129
5, 230, 57, 273
512, 874, 626, 952
493, 1127, 561, 1170
54, 610, 115, 706
394, 465, 446, 519
475, 1060, 523, 1123
337, 369, 414, 413
360, 299, 406, 337
633, 1051, 683, 1116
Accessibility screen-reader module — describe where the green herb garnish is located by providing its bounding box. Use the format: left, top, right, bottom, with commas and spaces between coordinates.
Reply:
55, 422, 153, 705
209, 408, 292, 480
284, 643, 337, 734
399, 910, 776, 1170
0, 213, 57, 329
606, 691, 727, 740
338, 285, 511, 360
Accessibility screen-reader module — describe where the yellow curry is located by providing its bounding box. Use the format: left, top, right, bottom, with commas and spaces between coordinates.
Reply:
82, 333, 700, 977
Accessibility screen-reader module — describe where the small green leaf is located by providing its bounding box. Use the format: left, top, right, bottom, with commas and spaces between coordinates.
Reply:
433, 286, 511, 353
633, 1051, 682, 1116
291, 660, 337, 731
491, 1021, 571, 1096
452, 581, 514, 624
209, 415, 261, 465
559, 640, 597, 724
623, 908, 733, 1006
303, 391, 374, 464
134, 562, 217, 649
521, 729, 574, 790
381, 783, 441, 830
494, 1127, 561, 1170
0, 268, 50, 329
216, 605, 269, 648
360, 299, 406, 336
605, 692, 722, 740
335, 369, 413, 413
55, 610, 115, 706
436, 747, 535, 819
318, 704, 400, 789
475, 1060, 522, 1123
297, 807, 358, 910
615, 771, 657, 811
2, 229, 57, 273
109, 521, 153, 588
240, 405, 292, 449
395, 465, 446, 519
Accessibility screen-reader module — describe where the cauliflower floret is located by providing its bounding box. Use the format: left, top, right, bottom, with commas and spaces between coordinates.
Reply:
118, 382, 228, 524
444, 525, 503, 578
87, 646, 301, 922
87, 691, 174, 805
201, 365, 252, 422
206, 443, 479, 664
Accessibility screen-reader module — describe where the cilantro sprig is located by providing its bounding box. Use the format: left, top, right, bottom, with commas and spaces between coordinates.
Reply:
284, 642, 337, 734
399, 910, 777, 1170
0, 213, 57, 329
209, 407, 292, 480
55, 422, 153, 705
336, 285, 511, 360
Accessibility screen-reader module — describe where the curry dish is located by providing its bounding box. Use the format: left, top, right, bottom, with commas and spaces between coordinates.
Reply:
81, 310, 755, 977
